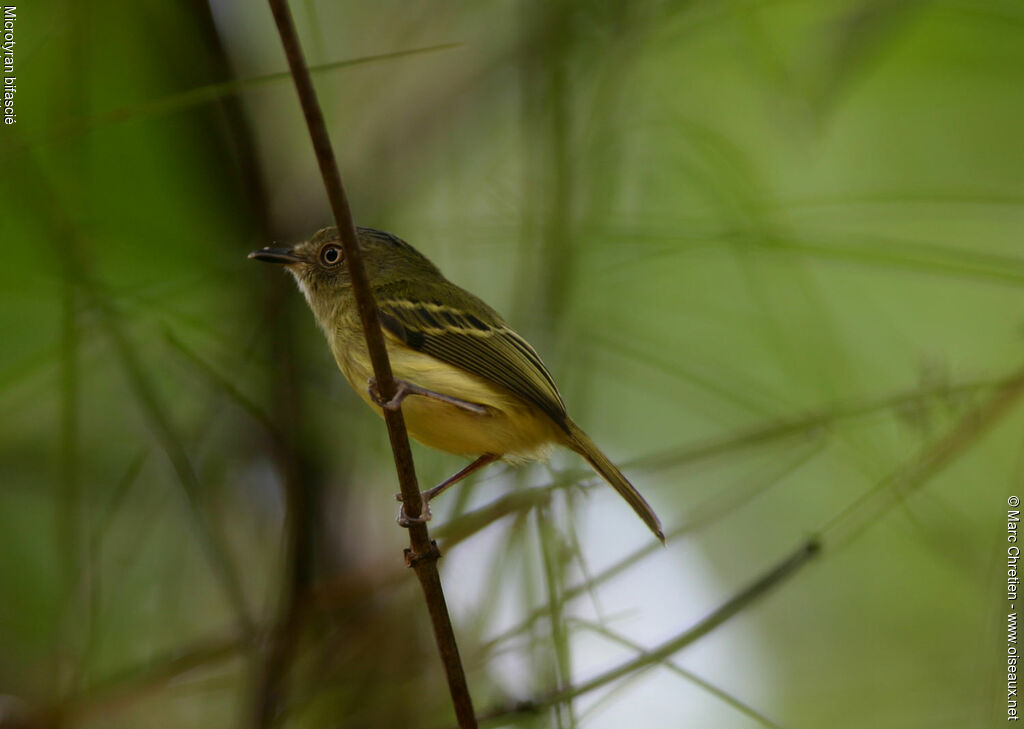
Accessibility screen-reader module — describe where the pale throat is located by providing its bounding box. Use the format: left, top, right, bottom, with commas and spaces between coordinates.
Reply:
289, 271, 317, 316
290, 272, 336, 330
290, 271, 355, 355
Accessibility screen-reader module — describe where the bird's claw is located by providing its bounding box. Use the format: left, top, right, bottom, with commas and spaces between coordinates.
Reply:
396, 495, 432, 527
368, 377, 406, 411
367, 377, 488, 414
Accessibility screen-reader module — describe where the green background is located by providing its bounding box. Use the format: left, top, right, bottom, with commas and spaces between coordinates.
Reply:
1, 1, 1021, 727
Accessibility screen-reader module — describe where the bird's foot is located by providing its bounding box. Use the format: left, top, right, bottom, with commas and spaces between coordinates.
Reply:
367, 377, 487, 414
396, 497, 432, 527
392, 453, 501, 528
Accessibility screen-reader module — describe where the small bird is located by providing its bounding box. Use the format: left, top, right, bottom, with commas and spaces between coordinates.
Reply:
250, 227, 663, 541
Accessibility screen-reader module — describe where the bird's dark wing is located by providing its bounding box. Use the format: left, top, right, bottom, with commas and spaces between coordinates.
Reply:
374, 281, 568, 428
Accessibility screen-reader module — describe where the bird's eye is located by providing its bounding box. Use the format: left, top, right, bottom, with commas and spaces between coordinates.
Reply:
319, 244, 343, 266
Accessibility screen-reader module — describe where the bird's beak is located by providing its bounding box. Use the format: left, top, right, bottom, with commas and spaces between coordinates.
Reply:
248, 247, 305, 265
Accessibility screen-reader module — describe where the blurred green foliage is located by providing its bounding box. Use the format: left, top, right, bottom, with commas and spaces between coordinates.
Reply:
1, 1, 1023, 727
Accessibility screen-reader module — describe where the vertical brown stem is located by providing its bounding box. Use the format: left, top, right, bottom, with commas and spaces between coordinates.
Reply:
264, 1, 477, 726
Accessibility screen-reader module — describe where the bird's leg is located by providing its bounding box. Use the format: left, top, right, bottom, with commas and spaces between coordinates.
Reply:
425, 453, 500, 501
396, 453, 500, 527
368, 377, 487, 415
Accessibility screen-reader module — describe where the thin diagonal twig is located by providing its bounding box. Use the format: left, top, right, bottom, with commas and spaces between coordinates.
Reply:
264, 2, 477, 726
820, 366, 1024, 548
572, 619, 787, 729
479, 438, 824, 653
472, 539, 819, 727
474, 364, 1024, 725
17, 44, 461, 150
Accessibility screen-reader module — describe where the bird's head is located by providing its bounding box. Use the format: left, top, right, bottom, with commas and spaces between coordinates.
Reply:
249, 226, 439, 320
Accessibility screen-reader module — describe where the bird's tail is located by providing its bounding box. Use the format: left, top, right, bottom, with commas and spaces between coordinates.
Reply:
564, 418, 664, 543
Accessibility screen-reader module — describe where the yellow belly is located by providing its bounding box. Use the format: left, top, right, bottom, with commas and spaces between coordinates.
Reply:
331, 336, 563, 460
